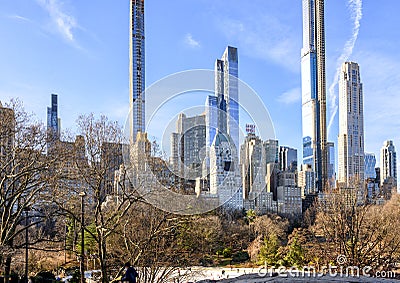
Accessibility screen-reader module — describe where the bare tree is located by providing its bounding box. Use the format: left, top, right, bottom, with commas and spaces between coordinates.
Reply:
107, 203, 193, 283
49, 113, 143, 283
309, 180, 400, 272
0, 100, 63, 283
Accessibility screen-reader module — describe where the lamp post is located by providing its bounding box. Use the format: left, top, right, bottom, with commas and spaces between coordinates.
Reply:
79, 192, 86, 283
23, 206, 30, 283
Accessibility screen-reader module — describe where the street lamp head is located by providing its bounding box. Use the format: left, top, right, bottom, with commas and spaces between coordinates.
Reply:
78, 191, 87, 197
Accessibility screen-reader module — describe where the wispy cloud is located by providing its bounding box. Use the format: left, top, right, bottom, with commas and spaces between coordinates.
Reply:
36, 0, 79, 44
7, 14, 32, 23
277, 87, 301, 104
217, 14, 300, 72
184, 33, 201, 48
327, 0, 363, 136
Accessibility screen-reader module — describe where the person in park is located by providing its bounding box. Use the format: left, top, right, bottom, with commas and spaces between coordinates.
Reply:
121, 262, 138, 283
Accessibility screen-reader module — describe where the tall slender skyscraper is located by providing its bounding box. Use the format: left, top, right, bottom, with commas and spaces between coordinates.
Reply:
301, 0, 327, 191
208, 46, 241, 209
380, 140, 397, 186
338, 62, 364, 186
47, 94, 59, 139
130, 0, 145, 143
218, 46, 239, 154
205, 46, 239, 170
315, 0, 327, 190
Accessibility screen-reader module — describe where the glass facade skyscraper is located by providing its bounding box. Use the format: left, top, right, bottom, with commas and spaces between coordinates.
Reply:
220, 46, 239, 155
130, 0, 145, 142
301, 0, 317, 166
279, 146, 298, 172
301, 0, 327, 191
205, 47, 239, 184
206, 46, 239, 157
364, 153, 376, 180
207, 46, 241, 208
206, 95, 218, 150
47, 94, 59, 140
264, 139, 279, 165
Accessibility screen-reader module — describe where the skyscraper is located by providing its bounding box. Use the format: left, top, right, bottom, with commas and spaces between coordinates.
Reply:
207, 46, 241, 209
301, 0, 327, 191
130, 0, 145, 143
327, 141, 335, 186
215, 46, 239, 155
298, 164, 315, 195
0, 102, 15, 160
240, 133, 264, 199
210, 132, 242, 209
338, 62, 364, 186
279, 146, 298, 172
205, 46, 239, 176
205, 94, 218, 150
364, 153, 377, 179
170, 113, 206, 179
264, 139, 279, 165
47, 94, 59, 140
380, 140, 397, 186
0, 102, 15, 194
315, 0, 328, 190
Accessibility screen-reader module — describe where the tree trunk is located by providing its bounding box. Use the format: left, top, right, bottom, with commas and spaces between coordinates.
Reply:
99, 238, 108, 283
4, 256, 11, 283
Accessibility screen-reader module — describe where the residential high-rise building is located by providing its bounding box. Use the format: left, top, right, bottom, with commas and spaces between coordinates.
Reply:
264, 139, 279, 165
130, 0, 145, 143
47, 94, 59, 140
277, 171, 302, 215
0, 102, 15, 173
277, 186, 302, 215
380, 140, 397, 186
205, 46, 240, 206
210, 132, 242, 209
170, 113, 206, 179
279, 146, 297, 172
213, 46, 239, 155
266, 163, 279, 201
205, 95, 218, 150
327, 141, 335, 186
301, 0, 327, 191
338, 62, 364, 186
240, 133, 264, 199
315, 0, 328, 190
364, 153, 377, 180
298, 164, 315, 196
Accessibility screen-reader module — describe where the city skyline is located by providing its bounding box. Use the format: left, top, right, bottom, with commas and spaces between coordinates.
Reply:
0, 0, 399, 176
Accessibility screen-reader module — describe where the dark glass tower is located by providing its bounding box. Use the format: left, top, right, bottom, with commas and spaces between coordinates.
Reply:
47, 94, 59, 140
130, 0, 145, 143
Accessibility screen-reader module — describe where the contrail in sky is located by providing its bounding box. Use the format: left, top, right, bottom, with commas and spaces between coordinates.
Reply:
327, 0, 363, 137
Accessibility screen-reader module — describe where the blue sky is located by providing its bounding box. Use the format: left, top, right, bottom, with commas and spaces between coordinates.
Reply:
0, 0, 399, 171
